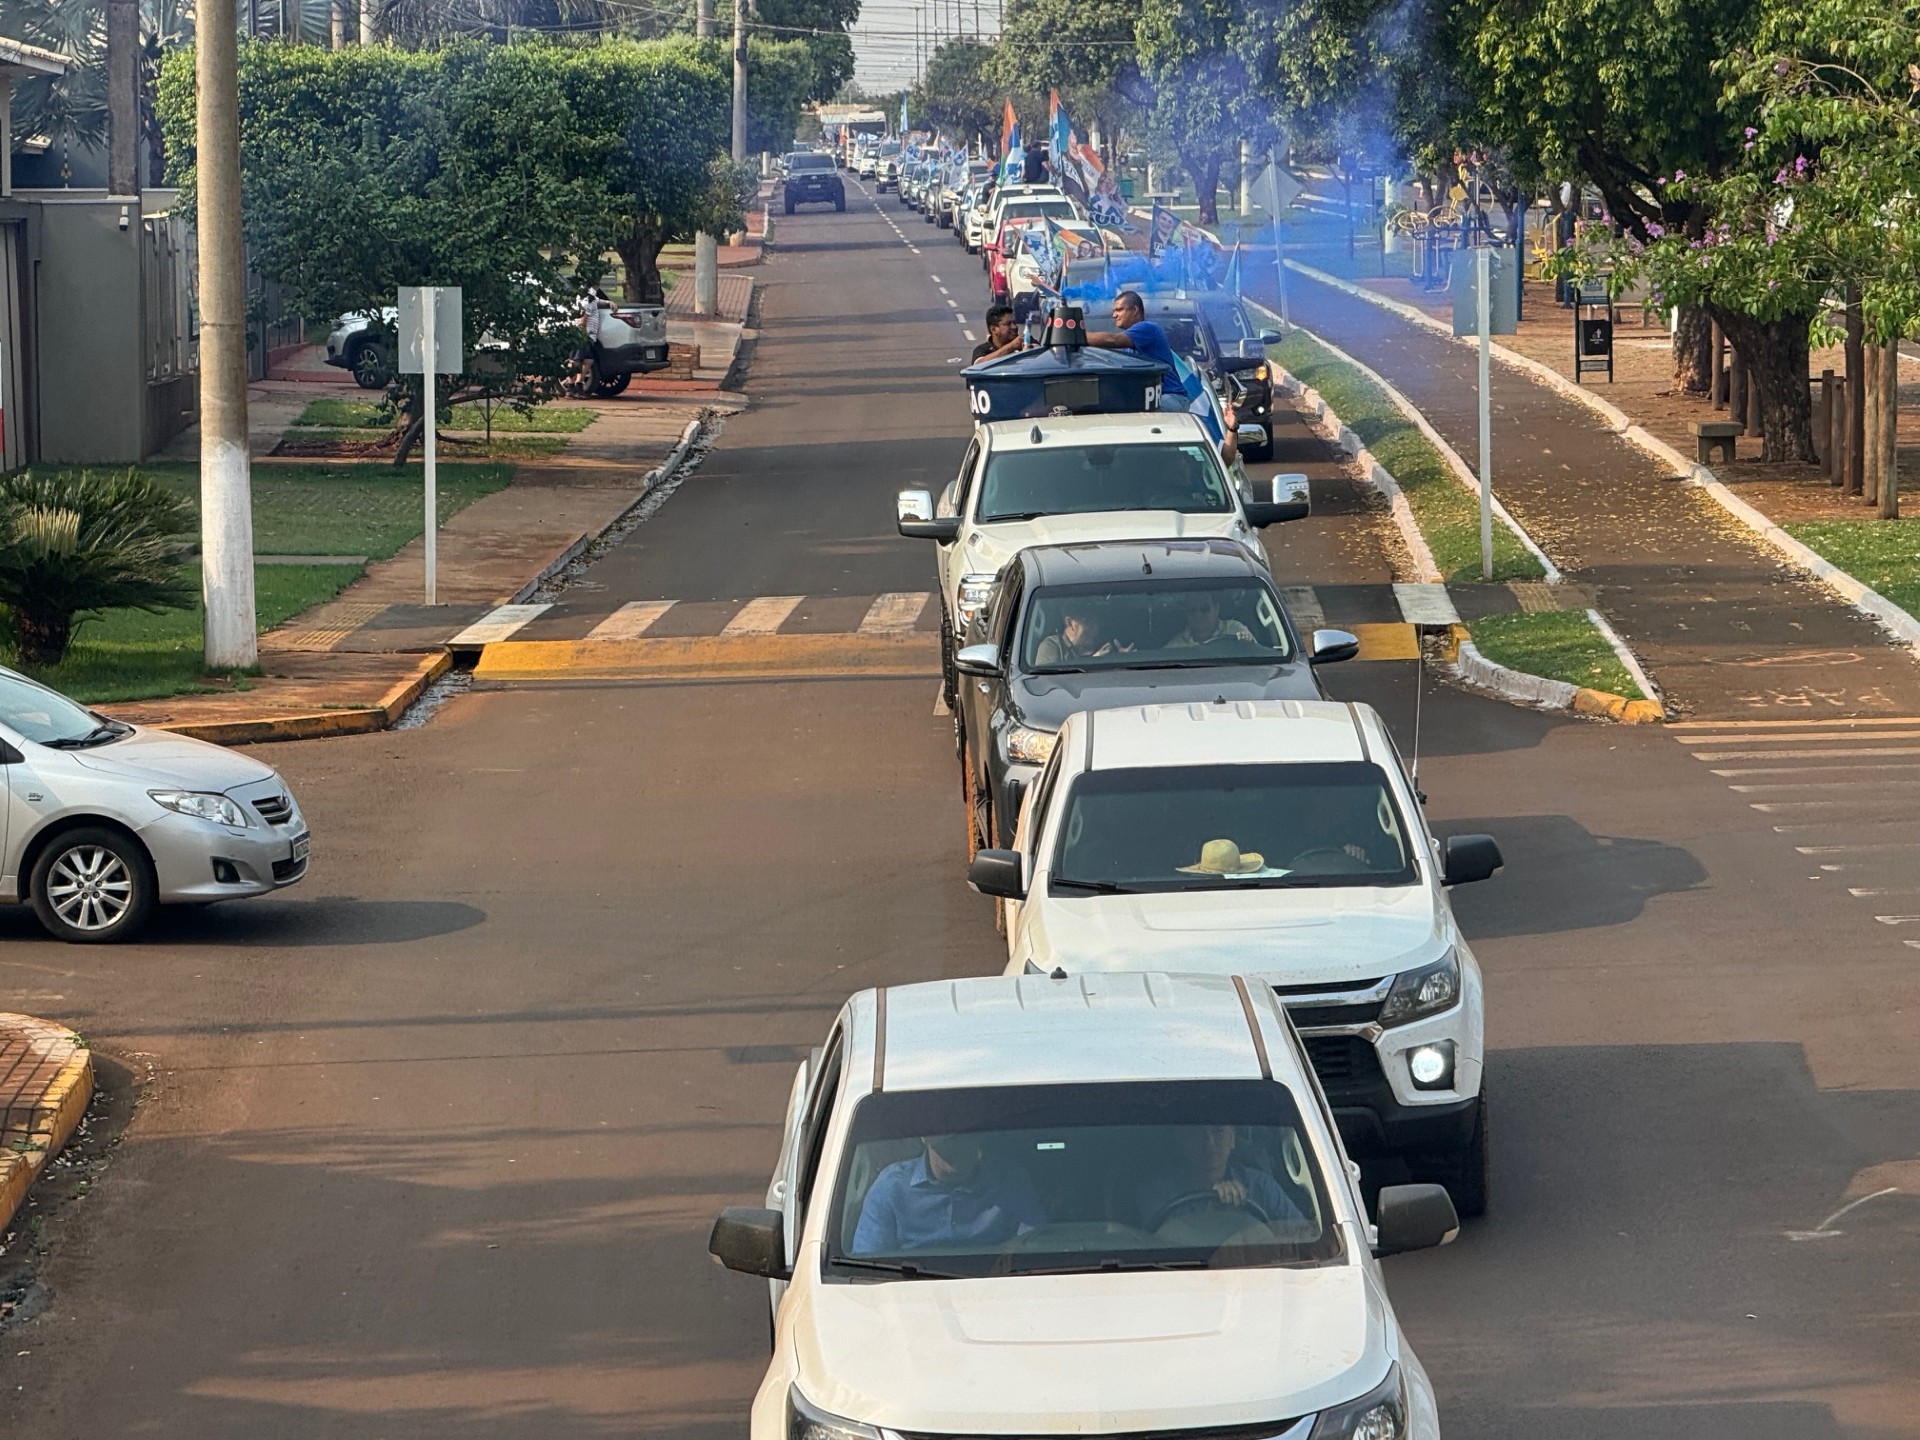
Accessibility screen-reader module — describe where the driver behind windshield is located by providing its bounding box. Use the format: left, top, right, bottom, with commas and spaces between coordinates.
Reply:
1166, 592, 1255, 649
1135, 1125, 1308, 1233
852, 1133, 1047, 1255
1033, 603, 1134, 667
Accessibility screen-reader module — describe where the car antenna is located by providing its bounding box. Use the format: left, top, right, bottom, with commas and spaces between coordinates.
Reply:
1050, 966, 1068, 980
1031, 424, 1043, 444
1141, 556, 1152, 574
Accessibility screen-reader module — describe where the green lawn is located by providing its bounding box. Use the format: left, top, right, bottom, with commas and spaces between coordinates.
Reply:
36, 460, 514, 560
1469, 611, 1644, 699
1786, 519, 1920, 617
1268, 330, 1544, 583
292, 398, 595, 433
11, 563, 363, 705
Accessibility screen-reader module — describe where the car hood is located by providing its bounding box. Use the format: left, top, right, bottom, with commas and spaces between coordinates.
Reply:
965, 514, 1250, 582
1030, 884, 1447, 985
794, 1260, 1384, 1433
1012, 663, 1320, 730
64, 726, 279, 792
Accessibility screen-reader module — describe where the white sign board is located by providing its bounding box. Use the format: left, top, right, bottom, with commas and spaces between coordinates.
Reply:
1252, 162, 1305, 216
398, 285, 463, 374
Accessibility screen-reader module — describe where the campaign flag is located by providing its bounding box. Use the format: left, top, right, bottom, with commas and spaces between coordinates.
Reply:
1000, 101, 1018, 158
1019, 224, 1060, 288
1048, 90, 1073, 169
1049, 219, 1103, 269
1148, 205, 1183, 258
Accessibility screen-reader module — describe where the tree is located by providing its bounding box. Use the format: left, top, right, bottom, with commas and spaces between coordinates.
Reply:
988, 0, 1143, 148
908, 39, 998, 143
1137, 0, 1274, 226
754, 0, 859, 103
745, 35, 818, 155
0, 470, 194, 668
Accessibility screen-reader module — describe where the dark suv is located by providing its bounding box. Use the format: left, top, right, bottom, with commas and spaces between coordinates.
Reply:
1142, 293, 1283, 461
784, 152, 845, 214
954, 540, 1357, 850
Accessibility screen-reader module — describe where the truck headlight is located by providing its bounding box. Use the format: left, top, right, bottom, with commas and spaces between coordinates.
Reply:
1004, 724, 1057, 766
1310, 1364, 1407, 1439
1379, 950, 1460, 1026
956, 573, 996, 630
789, 1387, 883, 1440
150, 790, 252, 828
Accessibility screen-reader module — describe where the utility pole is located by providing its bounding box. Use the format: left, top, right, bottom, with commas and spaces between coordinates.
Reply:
731, 0, 747, 164
197, 0, 259, 668
358, 0, 374, 44
694, 0, 718, 319
106, 0, 136, 195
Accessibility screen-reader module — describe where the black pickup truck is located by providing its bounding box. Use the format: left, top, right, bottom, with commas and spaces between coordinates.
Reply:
784, 152, 846, 214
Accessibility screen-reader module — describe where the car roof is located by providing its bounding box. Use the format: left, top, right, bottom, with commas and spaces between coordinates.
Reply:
1080, 700, 1382, 771
867, 972, 1283, 1091
1020, 538, 1268, 587
980, 412, 1209, 449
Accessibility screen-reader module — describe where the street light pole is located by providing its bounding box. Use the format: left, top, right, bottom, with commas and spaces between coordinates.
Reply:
695, 0, 718, 318
732, 0, 748, 165
196, 0, 258, 668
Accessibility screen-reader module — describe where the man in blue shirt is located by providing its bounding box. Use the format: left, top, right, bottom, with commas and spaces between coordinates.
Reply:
852, 1134, 1047, 1255
1088, 290, 1195, 406
1135, 1125, 1312, 1234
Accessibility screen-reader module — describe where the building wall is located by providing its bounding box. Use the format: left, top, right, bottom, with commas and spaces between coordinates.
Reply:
26, 192, 146, 463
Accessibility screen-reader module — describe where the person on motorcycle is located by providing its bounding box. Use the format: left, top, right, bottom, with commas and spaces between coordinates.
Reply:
574, 286, 609, 388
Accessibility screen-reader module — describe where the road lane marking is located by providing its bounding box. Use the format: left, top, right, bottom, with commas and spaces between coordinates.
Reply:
1392, 583, 1459, 627
962, 330, 977, 341
586, 600, 676, 641
1670, 716, 1920, 728
1690, 746, 1920, 761
722, 595, 803, 635
1874, 915, 1920, 925
946, 298, 960, 309
473, 633, 941, 683
1850, 887, 1920, 897
1794, 842, 1920, 854
1728, 778, 1920, 791
1677, 727, 1920, 744
1711, 762, 1920, 776
1280, 586, 1325, 633
448, 604, 552, 646
937, 285, 949, 295
860, 592, 930, 634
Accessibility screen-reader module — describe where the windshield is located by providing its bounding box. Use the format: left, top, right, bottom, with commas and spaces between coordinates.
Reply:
977, 442, 1233, 523
826, 1080, 1342, 1280
788, 153, 832, 171
0, 671, 117, 746
1022, 580, 1293, 672
1201, 301, 1254, 343
1000, 200, 1077, 227
1052, 761, 1420, 892
1157, 316, 1199, 356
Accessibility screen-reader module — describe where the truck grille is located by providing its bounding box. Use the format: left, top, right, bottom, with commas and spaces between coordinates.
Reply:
1284, 999, 1383, 1028
253, 794, 292, 825
1302, 1035, 1384, 1091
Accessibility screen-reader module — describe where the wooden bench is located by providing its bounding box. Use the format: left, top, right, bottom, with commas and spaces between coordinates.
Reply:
1692, 420, 1742, 465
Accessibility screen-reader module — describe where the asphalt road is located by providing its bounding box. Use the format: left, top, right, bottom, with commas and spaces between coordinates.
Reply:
5, 183, 1919, 1438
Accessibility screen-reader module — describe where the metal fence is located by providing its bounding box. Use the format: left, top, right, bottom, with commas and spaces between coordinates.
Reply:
140, 209, 198, 383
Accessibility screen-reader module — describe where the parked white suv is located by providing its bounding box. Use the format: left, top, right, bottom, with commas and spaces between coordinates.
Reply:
895, 412, 1307, 706
968, 699, 1502, 1215
708, 970, 1456, 1439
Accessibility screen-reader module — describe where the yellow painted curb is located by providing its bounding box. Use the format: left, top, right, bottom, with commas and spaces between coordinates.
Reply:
1351, 622, 1419, 662
0, 1018, 93, 1237
1573, 687, 1666, 725
474, 632, 942, 683
154, 652, 453, 746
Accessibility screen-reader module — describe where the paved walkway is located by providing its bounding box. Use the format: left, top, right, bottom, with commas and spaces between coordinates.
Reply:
1274, 270, 1920, 719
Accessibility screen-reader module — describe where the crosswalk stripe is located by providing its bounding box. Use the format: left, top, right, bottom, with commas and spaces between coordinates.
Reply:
860, 592, 930, 634
1677, 728, 1920, 745
449, 603, 552, 646
1392, 582, 1460, 627
1689, 746, 1920, 762
1669, 716, 1920, 729
1280, 586, 1324, 633
722, 595, 804, 635
587, 600, 676, 641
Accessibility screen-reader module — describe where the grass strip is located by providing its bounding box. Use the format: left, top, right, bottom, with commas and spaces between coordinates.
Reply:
1468, 611, 1643, 699
12, 563, 364, 705
277, 429, 567, 460
1268, 330, 1543, 583
292, 398, 595, 433
1785, 520, 1920, 617
30, 461, 511, 561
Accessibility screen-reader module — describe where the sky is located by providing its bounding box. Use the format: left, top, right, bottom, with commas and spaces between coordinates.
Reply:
850, 0, 1000, 93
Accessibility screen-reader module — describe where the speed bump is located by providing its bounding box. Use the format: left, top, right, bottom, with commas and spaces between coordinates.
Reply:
473, 631, 942, 683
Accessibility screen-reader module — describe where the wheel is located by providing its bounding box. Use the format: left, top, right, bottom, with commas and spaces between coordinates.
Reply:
784, 196, 795, 215
1417, 1092, 1488, 1220
939, 607, 958, 713
30, 827, 156, 944
351, 340, 391, 390
834, 196, 845, 212
590, 371, 630, 398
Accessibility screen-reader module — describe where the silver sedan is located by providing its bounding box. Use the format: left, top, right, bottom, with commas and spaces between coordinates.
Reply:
0, 668, 309, 942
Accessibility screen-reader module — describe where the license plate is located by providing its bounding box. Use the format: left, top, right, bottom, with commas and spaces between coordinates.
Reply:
291, 833, 310, 863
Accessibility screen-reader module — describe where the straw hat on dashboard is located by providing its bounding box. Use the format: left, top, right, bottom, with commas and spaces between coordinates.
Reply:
1176, 839, 1265, 875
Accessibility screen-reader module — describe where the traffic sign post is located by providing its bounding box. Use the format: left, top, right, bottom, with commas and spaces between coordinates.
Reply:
1450, 250, 1516, 579
1256, 149, 1304, 328
398, 286, 463, 605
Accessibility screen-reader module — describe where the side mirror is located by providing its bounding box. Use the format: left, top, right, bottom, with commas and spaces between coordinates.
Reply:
708, 1206, 789, 1279
1258, 329, 1283, 345
1235, 424, 1266, 447
1442, 833, 1504, 886
1245, 498, 1310, 527
967, 848, 1026, 900
953, 643, 1001, 678
1373, 1183, 1460, 1255
896, 488, 933, 523
1310, 628, 1360, 665
1270, 473, 1310, 507
897, 486, 960, 541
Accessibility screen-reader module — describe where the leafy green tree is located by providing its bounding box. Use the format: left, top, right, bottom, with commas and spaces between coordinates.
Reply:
745, 35, 818, 154
756, 0, 859, 103
988, 0, 1143, 146
0, 470, 194, 668
1137, 0, 1274, 226
908, 39, 999, 143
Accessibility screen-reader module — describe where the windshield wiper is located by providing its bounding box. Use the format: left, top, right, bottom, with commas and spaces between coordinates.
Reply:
981, 511, 1051, 522
1050, 877, 1139, 895
830, 1256, 959, 1280
44, 721, 128, 750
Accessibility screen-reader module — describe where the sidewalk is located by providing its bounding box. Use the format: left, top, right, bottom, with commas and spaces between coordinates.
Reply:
104, 403, 711, 739
0, 1016, 91, 1239
1265, 268, 1920, 719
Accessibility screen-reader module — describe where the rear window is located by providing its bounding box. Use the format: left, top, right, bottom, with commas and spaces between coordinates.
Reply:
789, 154, 833, 172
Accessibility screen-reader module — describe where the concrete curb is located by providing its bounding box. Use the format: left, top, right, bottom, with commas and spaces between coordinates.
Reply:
0, 1016, 93, 1238
156, 651, 454, 747
1285, 259, 1920, 661
1452, 642, 1663, 725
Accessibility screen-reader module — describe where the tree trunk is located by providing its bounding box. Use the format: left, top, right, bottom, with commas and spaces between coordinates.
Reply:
1712, 309, 1817, 462
1672, 305, 1712, 395
1863, 343, 1881, 504
1845, 293, 1866, 494
11, 607, 73, 668
1879, 337, 1900, 518
617, 219, 667, 305
1187, 152, 1223, 227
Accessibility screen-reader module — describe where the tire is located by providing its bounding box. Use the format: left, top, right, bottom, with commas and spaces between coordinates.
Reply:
834, 195, 846, 212
1418, 1092, 1489, 1220
351, 340, 391, 390
30, 826, 157, 944
939, 607, 958, 714
590, 371, 630, 398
